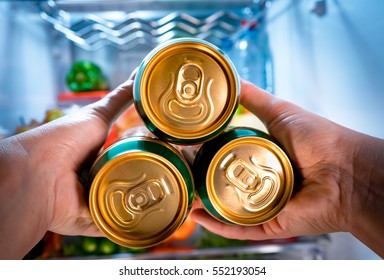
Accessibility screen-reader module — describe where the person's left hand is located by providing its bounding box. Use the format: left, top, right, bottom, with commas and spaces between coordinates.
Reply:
0, 74, 134, 259
45, 79, 135, 236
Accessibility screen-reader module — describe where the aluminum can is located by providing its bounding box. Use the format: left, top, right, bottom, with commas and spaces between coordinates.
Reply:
134, 38, 240, 144
85, 134, 194, 248
193, 127, 294, 226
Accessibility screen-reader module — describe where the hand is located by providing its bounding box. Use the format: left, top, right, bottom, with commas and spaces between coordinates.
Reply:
0, 74, 134, 259
191, 80, 384, 258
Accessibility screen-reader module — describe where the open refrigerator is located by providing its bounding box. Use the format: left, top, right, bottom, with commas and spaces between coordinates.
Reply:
0, 0, 329, 260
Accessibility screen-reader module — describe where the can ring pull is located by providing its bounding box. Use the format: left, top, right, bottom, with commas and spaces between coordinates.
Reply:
105, 178, 169, 230
160, 62, 213, 125
225, 157, 280, 212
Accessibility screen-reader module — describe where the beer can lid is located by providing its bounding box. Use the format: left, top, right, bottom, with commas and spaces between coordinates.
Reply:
205, 135, 294, 225
88, 139, 192, 248
134, 38, 239, 144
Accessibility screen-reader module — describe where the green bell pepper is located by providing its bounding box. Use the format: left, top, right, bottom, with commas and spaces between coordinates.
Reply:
66, 60, 109, 92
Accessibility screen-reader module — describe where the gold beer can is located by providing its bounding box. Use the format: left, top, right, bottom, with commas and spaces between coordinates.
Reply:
193, 127, 294, 226
85, 135, 194, 248
134, 38, 240, 144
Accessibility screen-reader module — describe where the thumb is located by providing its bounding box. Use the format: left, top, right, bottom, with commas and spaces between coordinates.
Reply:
84, 78, 134, 127
9, 75, 136, 173
240, 80, 306, 148
57, 77, 135, 167
240, 80, 293, 131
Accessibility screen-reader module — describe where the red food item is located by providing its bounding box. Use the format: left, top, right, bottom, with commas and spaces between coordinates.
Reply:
167, 215, 197, 241
103, 125, 119, 150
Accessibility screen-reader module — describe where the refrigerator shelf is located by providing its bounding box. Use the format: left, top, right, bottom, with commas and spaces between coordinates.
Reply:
36, 0, 271, 51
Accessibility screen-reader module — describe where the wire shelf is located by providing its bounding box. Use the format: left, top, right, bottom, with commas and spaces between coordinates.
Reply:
36, 0, 270, 51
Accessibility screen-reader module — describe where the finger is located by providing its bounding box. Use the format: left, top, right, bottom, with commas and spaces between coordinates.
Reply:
240, 80, 302, 134
129, 66, 139, 80
87, 78, 134, 126
240, 80, 312, 152
240, 80, 281, 123
191, 197, 204, 211
59, 76, 135, 166
191, 208, 268, 240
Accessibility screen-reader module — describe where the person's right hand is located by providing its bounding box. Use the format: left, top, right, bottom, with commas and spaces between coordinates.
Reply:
191, 80, 384, 258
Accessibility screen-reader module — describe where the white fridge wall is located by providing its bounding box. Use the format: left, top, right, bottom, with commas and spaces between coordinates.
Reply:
267, 0, 384, 139
0, 2, 57, 134
267, 0, 383, 259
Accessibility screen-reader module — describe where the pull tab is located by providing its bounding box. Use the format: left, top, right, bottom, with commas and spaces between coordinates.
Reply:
159, 62, 213, 125
176, 63, 203, 104
225, 157, 280, 212
127, 179, 165, 211
226, 158, 261, 193
105, 178, 167, 230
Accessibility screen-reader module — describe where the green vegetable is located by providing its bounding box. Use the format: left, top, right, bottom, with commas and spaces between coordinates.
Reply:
66, 60, 109, 92
196, 227, 247, 248
81, 237, 98, 254
118, 246, 146, 254
235, 104, 246, 116
62, 243, 80, 257
98, 238, 118, 255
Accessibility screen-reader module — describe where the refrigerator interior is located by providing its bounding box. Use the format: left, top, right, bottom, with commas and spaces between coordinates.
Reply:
0, 0, 382, 260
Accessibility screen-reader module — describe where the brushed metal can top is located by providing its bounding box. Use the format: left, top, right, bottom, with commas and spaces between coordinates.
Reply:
194, 127, 294, 226
86, 137, 194, 248
134, 38, 239, 144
